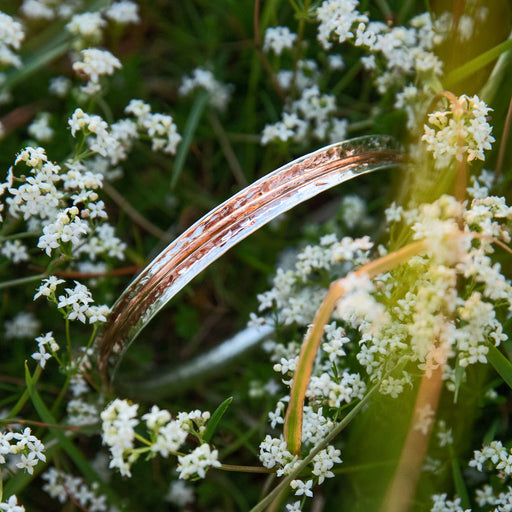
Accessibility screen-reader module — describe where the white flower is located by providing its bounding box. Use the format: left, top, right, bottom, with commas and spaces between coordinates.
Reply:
31, 345, 52, 368
0, 12, 25, 68
1, 240, 29, 263
72, 48, 122, 94
34, 276, 65, 300
105, 1, 140, 24
290, 479, 314, 498
66, 12, 106, 39
312, 446, 342, 484
422, 94, 495, 168
15, 146, 47, 167
5, 312, 40, 339
166, 480, 194, 506
142, 405, 171, 429
177, 444, 221, 480
263, 27, 297, 55
87, 304, 111, 324
179, 68, 233, 110
16, 452, 39, 474
0, 494, 25, 512
28, 113, 54, 142
49, 76, 71, 97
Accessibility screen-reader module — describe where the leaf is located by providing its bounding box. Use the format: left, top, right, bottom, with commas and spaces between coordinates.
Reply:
171, 89, 210, 189
24, 364, 123, 508
451, 455, 470, 509
487, 343, 512, 390
204, 396, 233, 443
453, 357, 465, 404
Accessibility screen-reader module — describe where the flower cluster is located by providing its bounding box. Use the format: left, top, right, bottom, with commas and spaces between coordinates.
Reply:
422, 94, 495, 168
101, 400, 219, 481
0, 427, 46, 475
0, 12, 25, 69
263, 27, 297, 55
261, 85, 346, 145
72, 48, 121, 95
31, 331, 59, 369
42, 467, 108, 511
179, 67, 234, 110
125, 99, 182, 154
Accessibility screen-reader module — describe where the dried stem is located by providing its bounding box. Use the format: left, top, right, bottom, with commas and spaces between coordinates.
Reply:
284, 240, 427, 455
102, 181, 171, 242
207, 110, 248, 187
380, 353, 446, 512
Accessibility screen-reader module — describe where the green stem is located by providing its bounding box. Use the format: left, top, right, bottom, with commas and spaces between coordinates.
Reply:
76, 325, 98, 368
65, 318, 71, 360
50, 374, 70, 417
134, 432, 153, 447
290, 0, 311, 98
0, 232, 39, 242
220, 463, 272, 474
0, 273, 46, 291
332, 60, 363, 96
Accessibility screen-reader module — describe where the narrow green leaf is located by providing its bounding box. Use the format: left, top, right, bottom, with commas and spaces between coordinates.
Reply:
171, 90, 210, 189
453, 357, 465, 404
204, 396, 233, 443
444, 37, 512, 88
451, 454, 470, 509
24, 364, 123, 508
487, 343, 512, 390
25, 364, 98, 481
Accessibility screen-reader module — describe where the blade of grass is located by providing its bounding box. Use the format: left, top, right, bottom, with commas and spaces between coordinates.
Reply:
487, 343, 512, 389
204, 396, 233, 443
450, 449, 470, 509
171, 90, 210, 189
444, 37, 512, 88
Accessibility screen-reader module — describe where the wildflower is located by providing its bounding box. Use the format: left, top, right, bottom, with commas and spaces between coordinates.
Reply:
312, 446, 342, 484
31, 344, 52, 368
290, 479, 314, 497
0, 495, 25, 512
16, 452, 39, 475
34, 276, 65, 300
422, 94, 495, 168
1, 240, 29, 263
179, 68, 233, 110
5, 312, 40, 339
316, 0, 368, 49
57, 281, 95, 323
66, 12, 106, 40
72, 48, 122, 95
49, 76, 71, 97
105, 1, 140, 24
28, 113, 54, 142
87, 304, 111, 324
177, 444, 221, 480
0, 12, 25, 68
15, 146, 47, 167
166, 481, 194, 506
263, 27, 297, 55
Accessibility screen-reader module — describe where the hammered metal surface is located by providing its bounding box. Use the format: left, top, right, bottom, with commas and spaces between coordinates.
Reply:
98, 135, 402, 379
